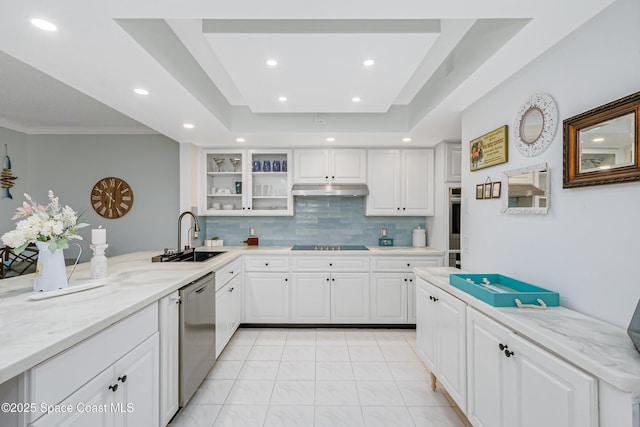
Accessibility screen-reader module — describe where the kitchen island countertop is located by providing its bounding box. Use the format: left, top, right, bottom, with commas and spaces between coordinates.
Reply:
0, 245, 444, 384
414, 266, 640, 396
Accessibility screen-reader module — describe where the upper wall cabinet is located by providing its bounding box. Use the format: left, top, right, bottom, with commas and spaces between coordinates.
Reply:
293, 148, 366, 184
200, 149, 293, 216
366, 149, 435, 216
445, 142, 462, 182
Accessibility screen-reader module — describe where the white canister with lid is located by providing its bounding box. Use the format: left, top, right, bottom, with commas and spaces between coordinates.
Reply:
412, 226, 426, 247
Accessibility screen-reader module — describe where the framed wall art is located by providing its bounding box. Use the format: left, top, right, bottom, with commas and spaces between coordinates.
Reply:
470, 125, 509, 171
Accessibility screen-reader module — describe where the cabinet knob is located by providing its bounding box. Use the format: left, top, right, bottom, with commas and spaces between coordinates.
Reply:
332, 176, 335, 180
284, 278, 288, 282
230, 270, 234, 275
229, 287, 234, 292
409, 279, 413, 282
118, 375, 127, 383
407, 263, 411, 267
242, 207, 245, 210
248, 207, 251, 210
329, 263, 333, 266
433, 297, 439, 302
504, 350, 514, 358
397, 207, 400, 211
404, 278, 408, 282
403, 207, 406, 211
265, 263, 269, 266
109, 384, 118, 392
326, 278, 330, 282
325, 176, 329, 180
331, 278, 335, 282
498, 343, 507, 351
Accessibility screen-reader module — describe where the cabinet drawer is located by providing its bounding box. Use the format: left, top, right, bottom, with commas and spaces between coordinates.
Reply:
371, 256, 442, 271
215, 257, 242, 291
291, 256, 369, 272
244, 255, 290, 272
28, 303, 158, 412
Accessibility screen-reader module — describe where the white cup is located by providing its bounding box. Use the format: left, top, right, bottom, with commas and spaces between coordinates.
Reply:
212, 202, 221, 210
264, 185, 272, 196
254, 184, 263, 196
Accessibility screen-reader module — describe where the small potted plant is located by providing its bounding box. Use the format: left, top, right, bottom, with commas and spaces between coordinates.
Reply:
206, 236, 223, 247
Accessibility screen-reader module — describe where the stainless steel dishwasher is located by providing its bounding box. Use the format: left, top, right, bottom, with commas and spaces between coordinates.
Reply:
179, 271, 216, 407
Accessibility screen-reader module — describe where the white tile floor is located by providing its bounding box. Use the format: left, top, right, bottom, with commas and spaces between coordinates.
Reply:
169, 328, 466, 427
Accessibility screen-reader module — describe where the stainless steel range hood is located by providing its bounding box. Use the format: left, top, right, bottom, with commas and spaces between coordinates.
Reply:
291, 183, 369, 197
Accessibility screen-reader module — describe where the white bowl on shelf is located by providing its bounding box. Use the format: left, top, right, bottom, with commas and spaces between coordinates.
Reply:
222, 204, 234, 210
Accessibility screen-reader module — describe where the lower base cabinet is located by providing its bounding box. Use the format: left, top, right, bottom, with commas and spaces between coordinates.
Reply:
466, 307, 597, 427
245, 272, 290, 323
32, 334, 159, 427
416, 278, 467, 411
159, 292, 179, 426
216, 274, 242, 357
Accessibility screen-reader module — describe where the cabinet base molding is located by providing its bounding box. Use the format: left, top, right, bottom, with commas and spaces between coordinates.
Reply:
240, 323, 416, 329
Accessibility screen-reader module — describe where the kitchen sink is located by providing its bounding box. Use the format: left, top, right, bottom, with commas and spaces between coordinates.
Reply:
151, 249, 225, 263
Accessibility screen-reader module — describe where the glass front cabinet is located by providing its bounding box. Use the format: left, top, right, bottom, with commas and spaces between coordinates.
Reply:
200, 149, 293, 216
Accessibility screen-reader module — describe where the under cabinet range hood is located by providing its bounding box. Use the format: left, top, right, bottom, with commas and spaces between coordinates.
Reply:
291, 183, 369, 197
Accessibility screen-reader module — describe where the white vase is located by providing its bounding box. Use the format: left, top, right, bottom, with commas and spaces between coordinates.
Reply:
33, 241, 68, 292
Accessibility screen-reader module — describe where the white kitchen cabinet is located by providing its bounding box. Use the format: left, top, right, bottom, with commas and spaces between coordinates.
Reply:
466, 307, 597, 427
216, 274, 242, 357
293, 148, 366, 184
32, 334, 159, 427
416, 277, 467, 412
200, 148, 292, 216
159, 292, 180, 426
370, 273, 408, 323
445, 142, 462, 182
291, 273, 331, 322
370, 255, 442, 324
245, 272, 290, 323
290, 255, 369, 323
366, 149, 435, 216
244, 255, 290, 272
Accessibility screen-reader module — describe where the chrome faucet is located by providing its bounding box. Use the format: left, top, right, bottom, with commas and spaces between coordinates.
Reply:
178, 211, 201, 251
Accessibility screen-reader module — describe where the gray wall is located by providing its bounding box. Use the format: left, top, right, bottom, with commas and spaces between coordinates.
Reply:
0, 127, 28, 233
0, 131, 180, 262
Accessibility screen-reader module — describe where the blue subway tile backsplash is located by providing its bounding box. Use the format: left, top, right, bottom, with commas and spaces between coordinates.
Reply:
203, 197, 426, 247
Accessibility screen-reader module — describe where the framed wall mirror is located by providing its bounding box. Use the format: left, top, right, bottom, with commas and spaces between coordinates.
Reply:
563, 91, 640, 188
514, 93, 558, 157
502, 163, 549, 214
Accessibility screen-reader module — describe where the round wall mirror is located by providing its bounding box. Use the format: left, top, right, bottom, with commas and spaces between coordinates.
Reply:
520, 107, 544, 143
514, 93, 558, 157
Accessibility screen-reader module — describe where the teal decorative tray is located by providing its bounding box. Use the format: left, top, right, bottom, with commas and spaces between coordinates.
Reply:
449, 274, 559, 308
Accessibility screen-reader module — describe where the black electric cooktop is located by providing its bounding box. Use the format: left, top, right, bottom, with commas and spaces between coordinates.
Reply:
291, 245, 369, 251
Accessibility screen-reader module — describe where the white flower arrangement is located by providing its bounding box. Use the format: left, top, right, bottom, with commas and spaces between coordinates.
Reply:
1, 191, 88, 253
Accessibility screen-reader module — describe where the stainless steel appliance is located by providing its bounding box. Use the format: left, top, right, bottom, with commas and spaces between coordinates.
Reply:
179, 272, 216, 406
449, 187, 461, 268
291, 183, 369, 197
291, 245, 369, 251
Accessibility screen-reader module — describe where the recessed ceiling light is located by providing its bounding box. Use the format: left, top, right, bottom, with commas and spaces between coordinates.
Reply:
352, 97, 361, 103
278, 96, 287, 102
183, 123, 194, 129
402, 137, 412, 142
363, 59, 375, 67
326, 137, 336, 142
592, 137, 605, 142
133, 88, 149, 95
266, 59, 278, 67
236, 138, 246, 143
31, 18, 57, 32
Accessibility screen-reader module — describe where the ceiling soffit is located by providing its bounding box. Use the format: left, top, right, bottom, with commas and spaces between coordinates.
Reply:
117, 17, 529, 133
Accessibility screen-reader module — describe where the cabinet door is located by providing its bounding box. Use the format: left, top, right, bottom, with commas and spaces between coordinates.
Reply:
228, 274, 243, 333
116, 334, 159, 427
216, 283, 231, 358
401, 149, 435, 216
294, 149, 330, 183
415, 278, 437, 371
201, 149, 246, 215
31, 368, 115, 427
331, 273, 370, 323
291, 273, 331, 323
445, 142, 462, 182
467, 307, 510, 427
370, 273, 408, 323
245, 273, 290, 323
159, 292, 179, 426
505, 332, 597, 427
434, 287, 467, 412
407, 274, 416, 324
331, 149, 366, 183
248, 149, 293, 216
366, 149, 401, 215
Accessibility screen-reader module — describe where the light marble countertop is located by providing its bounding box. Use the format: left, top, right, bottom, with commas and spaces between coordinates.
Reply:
414, 267, 640, 396
0, 245, 443, 384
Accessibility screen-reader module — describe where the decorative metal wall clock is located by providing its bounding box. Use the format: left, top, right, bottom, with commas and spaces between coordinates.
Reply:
90, 177, 134, 219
